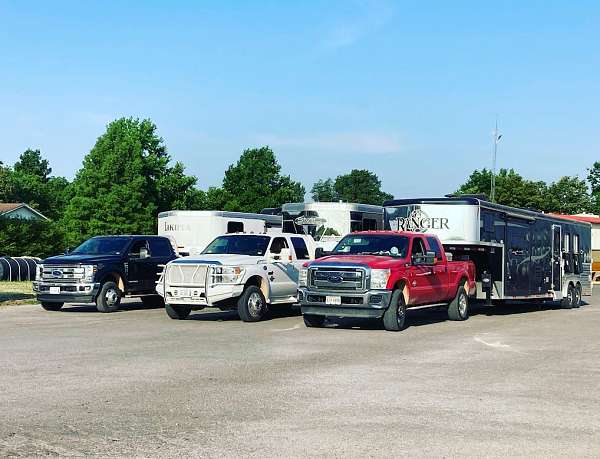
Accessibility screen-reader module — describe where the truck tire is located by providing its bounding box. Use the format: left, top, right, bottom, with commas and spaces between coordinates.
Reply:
96, 281, 121, 313
303, 314, 325, 328
165, 303, 191, 320
41, 302, 64, 311
448, 286, 469, 321
142, 295, 165, 308
237, 286, 267, 322
382, 289, 407, 331
561, 284, 575, 309
573, 285, 582, 308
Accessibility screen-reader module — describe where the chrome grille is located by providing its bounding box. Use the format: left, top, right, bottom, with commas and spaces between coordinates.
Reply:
167, 264, 209, 286
40, 265, 83, 283
309, 267, 365, 291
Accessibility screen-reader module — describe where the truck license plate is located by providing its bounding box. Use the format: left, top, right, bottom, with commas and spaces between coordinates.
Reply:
49, 287, 60, 294
326, 296, 341, 305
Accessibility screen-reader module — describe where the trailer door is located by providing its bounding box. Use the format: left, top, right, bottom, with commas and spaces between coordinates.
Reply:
551, 225, 562, 291
505, 219, 531, 297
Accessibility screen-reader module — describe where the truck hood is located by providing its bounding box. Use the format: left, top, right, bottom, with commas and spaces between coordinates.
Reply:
170, 254, 264, 266
42, 254, 121, 265
308, 254, 407, 269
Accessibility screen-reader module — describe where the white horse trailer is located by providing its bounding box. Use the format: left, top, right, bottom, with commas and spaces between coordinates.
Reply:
158, 211, 282, 256
278, 202, 385, 250
384, 197, 592, 306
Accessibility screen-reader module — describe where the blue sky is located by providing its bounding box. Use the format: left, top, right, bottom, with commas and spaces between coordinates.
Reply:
0, 0, 598, 199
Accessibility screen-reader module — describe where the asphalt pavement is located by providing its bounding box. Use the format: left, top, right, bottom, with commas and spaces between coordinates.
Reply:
1, 292, 599, 458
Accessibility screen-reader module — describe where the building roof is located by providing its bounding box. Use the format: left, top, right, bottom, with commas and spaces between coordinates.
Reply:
0, 202, 49, 220
550, 213, 600, 225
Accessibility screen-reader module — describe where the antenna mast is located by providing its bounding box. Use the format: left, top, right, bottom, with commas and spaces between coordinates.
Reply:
490, 118, 501, 202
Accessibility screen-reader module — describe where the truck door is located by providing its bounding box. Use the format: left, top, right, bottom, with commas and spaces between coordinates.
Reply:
127, 239, 154, 292
551, 225, 562, 292
148, 237, 176, 287
409, 237, 436, 305
426, 236, 449, 302
267, 237, 297, 300
505, 219, 531, 297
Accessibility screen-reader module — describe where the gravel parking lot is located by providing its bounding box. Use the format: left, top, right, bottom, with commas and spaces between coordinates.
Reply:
1, 292, 599, 458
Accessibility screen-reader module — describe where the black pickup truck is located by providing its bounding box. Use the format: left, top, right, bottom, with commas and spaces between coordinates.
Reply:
33, 235, 177, 312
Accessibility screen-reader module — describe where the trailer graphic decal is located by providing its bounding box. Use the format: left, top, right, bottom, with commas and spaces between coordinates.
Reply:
396, 209, 449, 232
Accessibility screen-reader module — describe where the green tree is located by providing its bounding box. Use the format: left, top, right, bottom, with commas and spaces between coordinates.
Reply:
544, 176, 590, 214
588, 162, 600, 214
61, 117, 200, 245
215, 146, 305, 212
456, 168, 547, 210
0, 218, 66, 258
335, 169, 394, 205
2, 149, 70, 219
311, 178, 337, 202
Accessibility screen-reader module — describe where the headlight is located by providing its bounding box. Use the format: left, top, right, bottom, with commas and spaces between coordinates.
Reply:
82, 265, 97, 282
36, 263, 44, 280
370, 269, 391, 289
298, 268, 308, 287
210, 266, 245, 284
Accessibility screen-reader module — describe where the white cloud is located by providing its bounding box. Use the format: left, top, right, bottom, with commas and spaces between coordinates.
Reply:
255, 131, 403, 155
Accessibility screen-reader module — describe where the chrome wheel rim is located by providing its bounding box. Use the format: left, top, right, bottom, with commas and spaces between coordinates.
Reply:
397, 299, 405, 326
248, 292, 263, 317
458, 294, 468, 317
105, 288, 119, 306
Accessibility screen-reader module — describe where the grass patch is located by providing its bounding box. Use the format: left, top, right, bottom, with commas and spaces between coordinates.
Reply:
0, 281, 37, 306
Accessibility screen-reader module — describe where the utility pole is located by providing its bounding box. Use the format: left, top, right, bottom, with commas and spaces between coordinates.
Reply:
490, 119, 502, 202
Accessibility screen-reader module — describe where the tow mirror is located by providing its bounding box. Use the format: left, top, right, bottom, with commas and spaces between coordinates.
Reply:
139, 247, 150, 259
413, 251, 436, 265
64, 248, 71, 255
269, 248, 292, 263
315, 247, 330, 259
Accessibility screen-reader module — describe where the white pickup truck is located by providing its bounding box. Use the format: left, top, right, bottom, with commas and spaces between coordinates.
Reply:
157, 233, 315, 321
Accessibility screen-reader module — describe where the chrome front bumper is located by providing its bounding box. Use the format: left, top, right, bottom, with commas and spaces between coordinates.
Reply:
33, 281, 100, 303
298, 287, 393, 318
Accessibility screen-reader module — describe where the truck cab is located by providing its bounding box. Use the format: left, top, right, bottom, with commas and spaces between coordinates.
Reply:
33, 235, 177, 312
298, 231, 476, 331
158, 233, 315, 321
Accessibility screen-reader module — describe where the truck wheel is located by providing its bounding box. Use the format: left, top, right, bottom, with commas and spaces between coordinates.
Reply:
573, 285, 582, 308
237, 286, 267, 322
448, 287, 469, 321
303, 314, 325, 328
561, 285, 575, 309
96, 281, 121, 313
142, 295, 165, 308
382, 289, 407, 331
165, 304, 191, 320
41, 302, 64, 311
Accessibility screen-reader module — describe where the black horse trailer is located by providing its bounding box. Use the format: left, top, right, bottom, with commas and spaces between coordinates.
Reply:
384, 197, 592, 307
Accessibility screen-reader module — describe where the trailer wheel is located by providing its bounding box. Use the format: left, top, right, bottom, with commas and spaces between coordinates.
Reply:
237, 286, 267, 322
561, 285, 575, 309
165, 304, 191, 320
382, 289, 407, 331
303, 314, 325, 328
41, 302, 64, 311
96, 281, 121, 313
448, 287, 469, 321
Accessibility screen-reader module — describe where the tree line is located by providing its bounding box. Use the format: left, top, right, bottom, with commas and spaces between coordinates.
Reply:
0, 116, 598, 258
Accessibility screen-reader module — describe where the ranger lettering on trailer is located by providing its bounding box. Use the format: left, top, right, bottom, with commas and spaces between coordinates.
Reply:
397, 209, 449, 232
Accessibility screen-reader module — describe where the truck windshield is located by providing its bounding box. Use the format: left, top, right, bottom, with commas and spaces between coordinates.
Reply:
202, 235, 271, 256
71, 237, 130, 255
332, 234, 409, 257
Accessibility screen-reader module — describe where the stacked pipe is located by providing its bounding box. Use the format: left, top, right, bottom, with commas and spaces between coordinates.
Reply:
0, 257, 41, 281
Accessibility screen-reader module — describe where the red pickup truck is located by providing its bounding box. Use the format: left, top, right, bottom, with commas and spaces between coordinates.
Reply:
298, 231, 476, 331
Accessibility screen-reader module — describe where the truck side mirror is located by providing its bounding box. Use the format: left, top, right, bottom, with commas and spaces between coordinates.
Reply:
412, 251, 436, 265
64, 248, 71, 255
315, 247, 330, 259
139, 247, 150, 259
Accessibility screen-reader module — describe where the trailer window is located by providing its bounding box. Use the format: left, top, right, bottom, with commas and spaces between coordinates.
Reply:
563, 232, 572, 274
573, 233, 581, 274
363, 218, 378, 231
291, 237, 310, 260
227, 221, 244, 233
